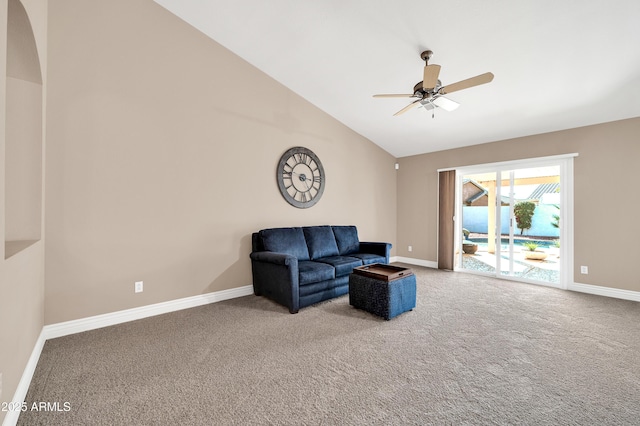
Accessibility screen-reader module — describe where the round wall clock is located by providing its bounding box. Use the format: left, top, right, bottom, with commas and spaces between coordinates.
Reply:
277, 146, 325, 208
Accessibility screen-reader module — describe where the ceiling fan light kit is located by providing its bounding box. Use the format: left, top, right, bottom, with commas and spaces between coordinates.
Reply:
432, 96, 460, 111
374, 50, 494, 117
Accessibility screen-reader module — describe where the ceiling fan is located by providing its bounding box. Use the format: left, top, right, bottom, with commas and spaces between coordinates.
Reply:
373, 50, 494, 116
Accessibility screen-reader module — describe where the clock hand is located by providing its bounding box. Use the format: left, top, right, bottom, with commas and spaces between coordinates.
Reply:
291, 171, 314, 184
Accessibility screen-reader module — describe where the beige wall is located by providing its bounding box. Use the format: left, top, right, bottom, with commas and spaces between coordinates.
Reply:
397, 117, 640, 291
5, 76, 42, 242
0, 0, 46, 423
44, 0, 397, 324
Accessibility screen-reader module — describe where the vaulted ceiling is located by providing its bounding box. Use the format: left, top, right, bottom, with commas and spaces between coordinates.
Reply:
154, 0, 640, 158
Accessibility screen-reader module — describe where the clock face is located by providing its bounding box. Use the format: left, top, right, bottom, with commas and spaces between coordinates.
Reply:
277, 147, 325, 208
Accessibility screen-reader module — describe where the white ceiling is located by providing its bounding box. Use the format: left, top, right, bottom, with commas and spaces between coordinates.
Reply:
154, 0, 640, 158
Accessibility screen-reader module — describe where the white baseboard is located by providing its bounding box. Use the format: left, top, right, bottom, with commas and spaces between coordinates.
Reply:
2, 331, 46, 426
391, 256, 438, 269
389, 257, 640, 303
43, 285, 254, 340
569, 282, 640, 302
2, 285, 254, 426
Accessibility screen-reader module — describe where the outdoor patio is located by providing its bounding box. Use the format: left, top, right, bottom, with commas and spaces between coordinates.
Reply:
461, 236, 560, 284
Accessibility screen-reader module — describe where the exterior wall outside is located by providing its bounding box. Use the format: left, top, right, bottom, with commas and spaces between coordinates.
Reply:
462, 181, 488, 206
463, 205, 560, 238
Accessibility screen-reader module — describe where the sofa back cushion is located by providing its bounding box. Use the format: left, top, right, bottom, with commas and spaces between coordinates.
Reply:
332, 226, 360, 255
260, 227, 310, 261
303, 226, 339, 260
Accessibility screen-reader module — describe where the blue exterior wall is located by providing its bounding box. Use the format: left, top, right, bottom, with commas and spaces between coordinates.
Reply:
462, 205, 560, 237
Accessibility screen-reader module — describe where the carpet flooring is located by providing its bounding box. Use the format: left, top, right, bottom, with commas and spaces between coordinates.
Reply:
18, 265, 640, 425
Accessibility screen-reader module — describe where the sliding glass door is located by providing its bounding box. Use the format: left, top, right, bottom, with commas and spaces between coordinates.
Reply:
455, 159, 567, 288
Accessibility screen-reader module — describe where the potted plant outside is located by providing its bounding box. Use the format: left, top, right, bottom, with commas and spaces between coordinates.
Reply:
522, 242, 547, 260
462, 228, 478, 254
462, 240, 478, 254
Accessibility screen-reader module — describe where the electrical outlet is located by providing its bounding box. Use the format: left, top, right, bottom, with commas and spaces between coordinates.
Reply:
135, 281, 143, 293
408, 245, 412, 252
580, 266, 588, 274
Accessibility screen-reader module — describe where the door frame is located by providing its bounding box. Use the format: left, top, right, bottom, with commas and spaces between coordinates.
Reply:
445, 153, 576, 289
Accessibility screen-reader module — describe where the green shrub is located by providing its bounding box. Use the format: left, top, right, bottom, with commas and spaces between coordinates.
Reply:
514, 201, 536, 235
551, 204, 560, 229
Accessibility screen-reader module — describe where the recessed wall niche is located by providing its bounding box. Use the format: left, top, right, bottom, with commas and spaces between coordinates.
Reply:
4, 0, 43, 259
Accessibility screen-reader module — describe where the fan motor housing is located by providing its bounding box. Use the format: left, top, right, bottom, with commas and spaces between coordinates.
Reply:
413, 80, 441, 96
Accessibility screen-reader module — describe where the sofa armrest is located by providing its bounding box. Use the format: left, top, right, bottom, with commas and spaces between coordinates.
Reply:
359, 242, 392, 263
250, 251, 296, 266
250, 251, 300, 313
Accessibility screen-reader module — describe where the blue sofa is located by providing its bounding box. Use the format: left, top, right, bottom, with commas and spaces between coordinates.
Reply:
250, 225, 392, 313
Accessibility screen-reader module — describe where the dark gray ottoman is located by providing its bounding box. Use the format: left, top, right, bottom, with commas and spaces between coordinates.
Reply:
349, 264, 416, 320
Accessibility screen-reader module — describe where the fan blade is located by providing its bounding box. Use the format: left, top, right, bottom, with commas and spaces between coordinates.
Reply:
440, 72, 494, 95
423, 64, 441, 89
393, 99, 421, 116
373, 94, 415, 98
432, 96, 460, 112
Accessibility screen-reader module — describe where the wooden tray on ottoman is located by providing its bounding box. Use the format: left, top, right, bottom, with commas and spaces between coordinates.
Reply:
352, 264, 413, 282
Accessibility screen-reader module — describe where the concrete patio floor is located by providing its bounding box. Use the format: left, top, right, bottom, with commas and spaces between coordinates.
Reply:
461, 248, 560, 284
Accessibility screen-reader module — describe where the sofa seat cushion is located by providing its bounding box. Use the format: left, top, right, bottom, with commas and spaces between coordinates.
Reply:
260, 227, 310, 261
315, 256, 363, 277
332, 226, 360, 255
303, 226, 340, 260
349, 253, 386, 265
298, 261, 335, 285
